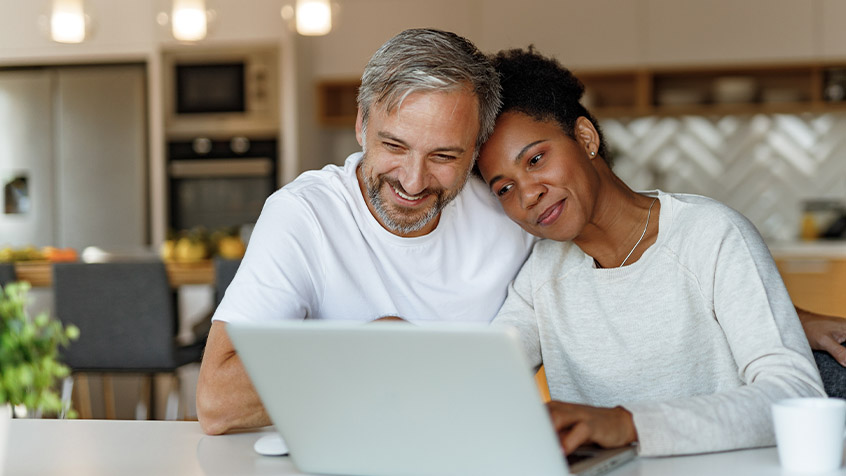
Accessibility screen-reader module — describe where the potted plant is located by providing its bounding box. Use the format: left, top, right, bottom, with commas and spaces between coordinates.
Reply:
0, 281, 79, 418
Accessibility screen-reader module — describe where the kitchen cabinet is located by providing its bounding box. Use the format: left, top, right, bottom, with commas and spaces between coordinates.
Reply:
820, 0, 846, 58
775, 254, 846, 317
644, 0, 816, 66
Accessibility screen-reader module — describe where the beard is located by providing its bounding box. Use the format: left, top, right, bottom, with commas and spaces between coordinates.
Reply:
360, 155, 470, 235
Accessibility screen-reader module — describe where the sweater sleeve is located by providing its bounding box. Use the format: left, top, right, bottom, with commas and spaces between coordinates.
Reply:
491, 249, 543, 372
623, 212, 825, 456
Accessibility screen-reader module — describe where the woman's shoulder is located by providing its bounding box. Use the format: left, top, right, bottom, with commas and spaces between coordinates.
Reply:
659, 192, 766, 256
663, 192, 756, 233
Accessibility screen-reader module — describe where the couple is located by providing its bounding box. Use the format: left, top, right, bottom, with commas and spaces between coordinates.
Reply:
197, 28, 842, 456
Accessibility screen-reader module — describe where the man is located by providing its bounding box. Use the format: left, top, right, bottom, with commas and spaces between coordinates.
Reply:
197, 28, 846, 435
197, 28, 534, 435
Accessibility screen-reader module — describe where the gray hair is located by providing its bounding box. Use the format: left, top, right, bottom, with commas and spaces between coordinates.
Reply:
357, 28, 502, 154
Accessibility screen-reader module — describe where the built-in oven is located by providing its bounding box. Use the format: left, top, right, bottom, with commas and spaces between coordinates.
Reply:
167, 137, 277, 232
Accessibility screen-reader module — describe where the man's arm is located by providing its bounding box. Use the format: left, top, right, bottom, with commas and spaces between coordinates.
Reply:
796, 306, 846, 366
196, 321, 272, 435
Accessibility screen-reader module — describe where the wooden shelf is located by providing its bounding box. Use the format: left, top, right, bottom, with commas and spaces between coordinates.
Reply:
577, 61, 846, 119
316, 62, 846, 124
316, 80, 360, 126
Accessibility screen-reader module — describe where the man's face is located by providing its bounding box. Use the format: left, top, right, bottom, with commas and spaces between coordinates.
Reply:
356, 89, 481, 237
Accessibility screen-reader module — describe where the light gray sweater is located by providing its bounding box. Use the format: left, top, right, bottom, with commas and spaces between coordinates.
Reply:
492, 191, 825, 456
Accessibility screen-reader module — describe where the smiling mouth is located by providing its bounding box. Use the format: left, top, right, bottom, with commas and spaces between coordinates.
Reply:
537, 199, 565, 225
391, 184, 427, 202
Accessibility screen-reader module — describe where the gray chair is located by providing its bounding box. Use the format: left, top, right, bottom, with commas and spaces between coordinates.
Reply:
190, 258, 242, 343
53, 261, 203, 420
214, 258, 241, 307
0, 263, 16, 288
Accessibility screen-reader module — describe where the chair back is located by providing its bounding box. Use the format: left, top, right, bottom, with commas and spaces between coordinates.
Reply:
53, 261, 179, 372
213, 258, 241, 307
0, 263, 15, 288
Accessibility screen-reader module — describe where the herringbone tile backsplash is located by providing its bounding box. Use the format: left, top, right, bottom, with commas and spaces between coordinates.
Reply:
603, 113, 846, 241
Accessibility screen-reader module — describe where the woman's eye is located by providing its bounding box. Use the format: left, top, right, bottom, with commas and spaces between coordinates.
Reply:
528, 153, 542, 166
496, 184, 512, 197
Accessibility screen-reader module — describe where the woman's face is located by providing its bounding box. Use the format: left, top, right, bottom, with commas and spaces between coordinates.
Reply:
477, 112, 601, 241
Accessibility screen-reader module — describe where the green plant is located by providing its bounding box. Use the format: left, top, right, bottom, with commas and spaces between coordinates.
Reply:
0, 281, 79, 416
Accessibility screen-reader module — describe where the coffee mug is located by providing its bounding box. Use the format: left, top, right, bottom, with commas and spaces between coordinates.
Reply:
772, 397, 846, 473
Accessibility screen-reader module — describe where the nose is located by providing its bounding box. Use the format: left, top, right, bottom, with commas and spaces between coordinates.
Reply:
520, 180, 545, 210
398, 155, 428, 195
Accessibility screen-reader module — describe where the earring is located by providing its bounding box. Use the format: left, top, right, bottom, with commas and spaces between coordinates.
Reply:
590, 151, 596, 157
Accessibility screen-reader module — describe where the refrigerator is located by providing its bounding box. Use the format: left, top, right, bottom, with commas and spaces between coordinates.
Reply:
0, 64, 148, 250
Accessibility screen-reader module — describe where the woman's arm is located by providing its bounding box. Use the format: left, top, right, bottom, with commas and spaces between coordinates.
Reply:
796, 306, 846, 366
620, 213, 825, 456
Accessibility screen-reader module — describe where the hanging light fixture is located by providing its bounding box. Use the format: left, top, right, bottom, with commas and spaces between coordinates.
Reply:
294, 0, 332, 36
50, 0, 87, 44
172, 0, 207, 42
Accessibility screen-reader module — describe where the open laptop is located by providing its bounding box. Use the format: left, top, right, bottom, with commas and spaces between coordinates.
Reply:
227, 321, 636, 476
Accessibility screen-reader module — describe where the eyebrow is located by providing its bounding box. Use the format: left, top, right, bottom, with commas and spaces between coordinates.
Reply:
376, 131, 466, 155
486, 139, 547, 192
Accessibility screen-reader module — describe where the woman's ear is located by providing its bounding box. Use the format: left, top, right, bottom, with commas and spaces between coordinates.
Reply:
576, 116, 600, 157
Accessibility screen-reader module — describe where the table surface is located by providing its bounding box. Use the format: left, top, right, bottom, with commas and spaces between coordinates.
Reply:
13, 260, 215, 288
3, 419, 845, 476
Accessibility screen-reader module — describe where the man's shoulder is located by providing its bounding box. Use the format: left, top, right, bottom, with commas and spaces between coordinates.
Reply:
272, 155, 359, 209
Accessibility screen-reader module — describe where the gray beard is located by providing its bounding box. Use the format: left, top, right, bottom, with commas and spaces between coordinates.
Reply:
361, 160, 470, 235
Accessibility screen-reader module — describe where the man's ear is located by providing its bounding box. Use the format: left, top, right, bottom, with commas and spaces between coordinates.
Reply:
576, 116, 600, 156
355, 108, 364, 146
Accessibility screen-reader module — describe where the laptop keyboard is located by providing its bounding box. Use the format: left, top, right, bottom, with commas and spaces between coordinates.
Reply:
566, 451, 593, 465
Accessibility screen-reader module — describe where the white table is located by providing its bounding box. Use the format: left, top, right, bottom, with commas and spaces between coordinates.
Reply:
3, 419, 845, 476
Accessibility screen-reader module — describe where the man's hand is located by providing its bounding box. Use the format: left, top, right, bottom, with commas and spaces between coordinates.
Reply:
371, 316, 408, 323
796, 306, 846, 366
546, 401, 637, 455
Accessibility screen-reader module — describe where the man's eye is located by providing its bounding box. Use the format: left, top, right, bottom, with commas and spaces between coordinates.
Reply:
529, 153, 542, 166
384, 142, 402, 151
435, 154, 457, 161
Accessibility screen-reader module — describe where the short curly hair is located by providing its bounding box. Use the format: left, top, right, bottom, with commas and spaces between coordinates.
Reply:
489, 47, 610, 164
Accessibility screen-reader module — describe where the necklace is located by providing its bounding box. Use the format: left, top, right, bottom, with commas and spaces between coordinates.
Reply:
618, 197, 658, 268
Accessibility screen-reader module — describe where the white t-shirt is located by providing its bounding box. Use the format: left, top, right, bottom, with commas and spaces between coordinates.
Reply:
214, 152, 535, 325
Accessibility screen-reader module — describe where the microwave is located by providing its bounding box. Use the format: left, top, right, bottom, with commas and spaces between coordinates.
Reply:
162, 45, 280, 138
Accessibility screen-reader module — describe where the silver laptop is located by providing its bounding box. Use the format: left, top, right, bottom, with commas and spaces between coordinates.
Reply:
227, 321, 636, 476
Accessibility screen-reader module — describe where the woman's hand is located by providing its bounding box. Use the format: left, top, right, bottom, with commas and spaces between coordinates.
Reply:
546, 401, 638, 454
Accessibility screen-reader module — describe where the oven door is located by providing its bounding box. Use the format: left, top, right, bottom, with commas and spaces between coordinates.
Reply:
168, 158, 274, 231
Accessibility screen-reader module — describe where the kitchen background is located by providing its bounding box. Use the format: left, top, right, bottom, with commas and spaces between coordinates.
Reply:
2, 0, 846, 418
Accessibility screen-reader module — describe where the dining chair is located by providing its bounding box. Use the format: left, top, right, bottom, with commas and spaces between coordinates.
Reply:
53, 261, 204, 420
214, 258, 241, 307
0, 262, 15, 287
188, 258, 242, 346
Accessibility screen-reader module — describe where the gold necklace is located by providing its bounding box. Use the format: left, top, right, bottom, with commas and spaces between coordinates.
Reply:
618, 197, 658, 267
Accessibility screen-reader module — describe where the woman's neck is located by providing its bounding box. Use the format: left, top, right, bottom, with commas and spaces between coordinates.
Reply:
573, 166, 660, 268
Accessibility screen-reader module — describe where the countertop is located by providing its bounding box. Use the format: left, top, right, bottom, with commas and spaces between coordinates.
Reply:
768, 240, 846, 259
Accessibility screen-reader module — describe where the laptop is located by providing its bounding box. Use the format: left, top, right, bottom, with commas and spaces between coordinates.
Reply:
227, 321, 636, 476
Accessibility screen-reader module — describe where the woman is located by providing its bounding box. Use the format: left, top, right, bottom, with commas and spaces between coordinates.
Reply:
476, 48, 825, 457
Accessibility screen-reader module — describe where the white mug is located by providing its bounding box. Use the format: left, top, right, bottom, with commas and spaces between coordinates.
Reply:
772, 397, 846, 473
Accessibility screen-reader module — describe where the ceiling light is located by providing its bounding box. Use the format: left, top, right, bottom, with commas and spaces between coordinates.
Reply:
50, 0, 87, 44
295, 0, 332, 36
172, 0, 207, 42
